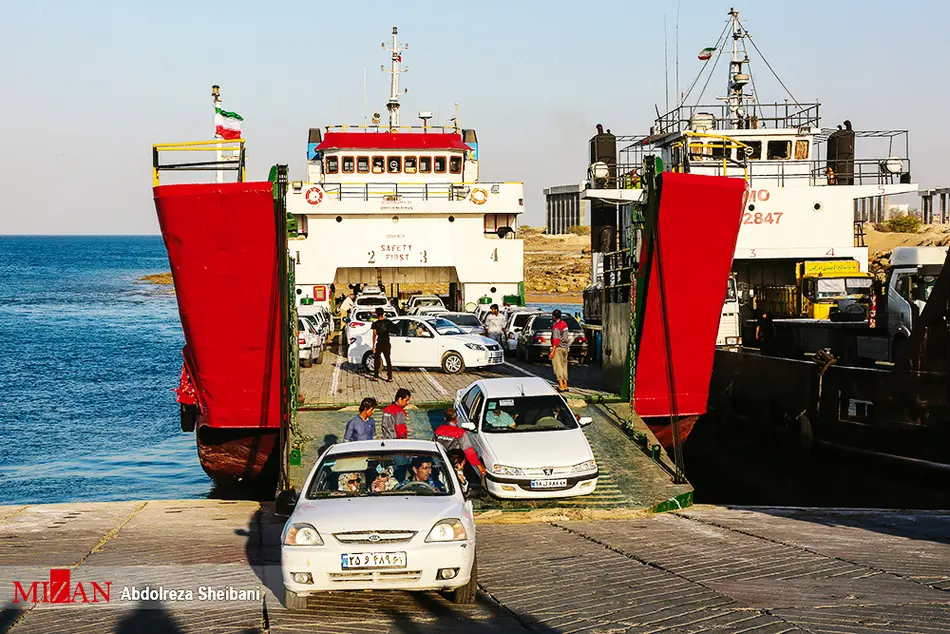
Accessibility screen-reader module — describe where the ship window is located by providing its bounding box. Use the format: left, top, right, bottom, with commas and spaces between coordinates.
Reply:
372, 156, 385, 174
709, 142, 725, 160
419, 156, 432, 173
387, 156, 402, 174
404, 156, 417, 174
326, 156, 339, 174
434, 156, 447, 173
342, 156, 355, 173
794, 140, 810, 160
767, 140, 791, 160
449, 156, 462, 174
741, 141, 762, 160
357, 156, 369, 173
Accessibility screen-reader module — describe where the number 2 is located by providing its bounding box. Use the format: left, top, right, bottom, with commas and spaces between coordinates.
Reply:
367, 250, 376, 264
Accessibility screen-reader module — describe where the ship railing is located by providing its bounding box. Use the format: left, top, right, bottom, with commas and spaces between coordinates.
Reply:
152, 140, 246, 186
683, 157, 911, 187
317, 182, 507, 202
653, 102, 821, 135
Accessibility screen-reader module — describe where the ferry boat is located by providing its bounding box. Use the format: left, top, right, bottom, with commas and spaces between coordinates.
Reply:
288, 27, 524, 312
151, 28, 525, 487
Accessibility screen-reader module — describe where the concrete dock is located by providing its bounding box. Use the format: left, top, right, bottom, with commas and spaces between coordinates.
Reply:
2, 501, 949, 633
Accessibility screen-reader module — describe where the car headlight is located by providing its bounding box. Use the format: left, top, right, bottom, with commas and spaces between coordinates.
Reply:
464, 343, 486, 351
425, 518, 468, 542
492, 464, 525, 476
570, 460, 597, 474
283, 523, 323, 546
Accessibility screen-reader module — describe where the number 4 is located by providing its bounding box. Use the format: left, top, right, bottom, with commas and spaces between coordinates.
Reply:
826, 248, 835, 256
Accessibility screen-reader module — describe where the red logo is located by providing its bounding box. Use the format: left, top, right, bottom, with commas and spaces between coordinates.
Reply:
305, 187, 324, 205
13, 569, 111, 604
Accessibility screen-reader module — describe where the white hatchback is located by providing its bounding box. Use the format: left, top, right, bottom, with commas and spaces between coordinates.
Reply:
454, 378, 598, 499
347, 316, 504, 374
279, 440, 477, 610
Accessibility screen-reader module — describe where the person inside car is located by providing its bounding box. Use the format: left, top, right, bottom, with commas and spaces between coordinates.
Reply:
399, 456, 445, 492
370, 463, 398, 492
485, 405, 517, 429
337, 471, 364, 494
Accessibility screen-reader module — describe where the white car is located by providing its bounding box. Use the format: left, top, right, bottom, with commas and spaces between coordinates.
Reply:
453, 378, 598, 499
298, 318, 324, 367
344, 306, 398, 350
279, 439, 477, 610
405, 295, 446, 315
347, 316, 504, 374
502, 308, 542, 353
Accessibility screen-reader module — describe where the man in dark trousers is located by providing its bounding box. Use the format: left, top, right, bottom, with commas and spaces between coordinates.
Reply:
433, 408, 487, 478
381, 388, 411, 439
371, 307, 393, 382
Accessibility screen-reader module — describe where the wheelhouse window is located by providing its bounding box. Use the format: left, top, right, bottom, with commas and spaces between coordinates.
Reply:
326, 156, 339, 173
741, 141, 762, 160
767, 140, 791, 160
357, 156, 369, 173
387, 156, 402, 174
794, 140, 810, 160
434, 156, 447, 173
404, 156, 417, 174
342, 156, 355, 173
372, 156, 385, 174
709, 142, 726, 160
419, 156, 432, 173
449, 156, 463, 174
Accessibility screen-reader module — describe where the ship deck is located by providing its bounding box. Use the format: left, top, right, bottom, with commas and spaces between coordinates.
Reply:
2, 501, 948, 633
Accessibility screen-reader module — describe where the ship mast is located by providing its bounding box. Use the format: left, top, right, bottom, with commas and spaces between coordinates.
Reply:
382, 27, 408, 130
726, 8, 750, 129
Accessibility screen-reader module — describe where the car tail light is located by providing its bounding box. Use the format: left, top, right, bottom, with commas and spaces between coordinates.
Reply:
350, 321, 365, 328
576, 336, 587, 343
533, 336, 549, 343
298, 337, 306, 345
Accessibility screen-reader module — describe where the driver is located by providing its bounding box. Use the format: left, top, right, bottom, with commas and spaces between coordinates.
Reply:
485, 406, 517, 429
400, 456, 445, 492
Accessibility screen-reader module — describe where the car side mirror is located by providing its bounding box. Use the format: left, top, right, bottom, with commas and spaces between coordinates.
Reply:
275, 488, 298, 517
460, 421, 476, 431
578, 416, 593, 427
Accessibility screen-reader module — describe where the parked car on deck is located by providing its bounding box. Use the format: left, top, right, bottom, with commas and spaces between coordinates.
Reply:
516, 313, 587, 363
502, 308, 541, 353
344, 306, 398, 351
404, 295, 446, 315
453, 378, 597, 499
440, 312, 487, 337
347, 316, 504, 374
279, 439, 478, 609
298, 318, 324, 367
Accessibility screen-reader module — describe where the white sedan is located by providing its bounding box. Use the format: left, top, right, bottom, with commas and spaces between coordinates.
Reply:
279, 439, 477, 609
347, 316, 504, 374
454, 378, 598, 499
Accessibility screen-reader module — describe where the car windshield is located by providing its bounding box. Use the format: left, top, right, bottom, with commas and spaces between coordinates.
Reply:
445, 314, 480, 327
428, 318, 464, 335
815, 277, 871, 300
532, 315, 581, 331
415, 298, 442, 307
305, 451, 454, 498
481, 395, 579, 433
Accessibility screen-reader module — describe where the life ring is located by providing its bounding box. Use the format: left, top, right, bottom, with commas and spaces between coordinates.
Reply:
470, 188, 488, 205
305, 187, 324, 205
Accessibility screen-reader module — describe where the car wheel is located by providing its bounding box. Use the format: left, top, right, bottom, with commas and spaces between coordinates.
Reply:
362, 351, 375, 374
441, 351, 465, 374
300, 355, 312, 369
449, 554, 477, 604
284, 588, 308, 611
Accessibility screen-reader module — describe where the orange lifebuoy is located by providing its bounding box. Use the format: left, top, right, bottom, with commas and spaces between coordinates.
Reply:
470, 188, 488, 205
305, 187, 324, 205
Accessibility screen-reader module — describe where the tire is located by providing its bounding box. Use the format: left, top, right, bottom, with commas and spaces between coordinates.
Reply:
300, 355, 312, 369
362, 351, 375, 374
449, 554, 477, 604
442, 351, 465, 374
179, 404, 198, 433
284, 588, 308, 611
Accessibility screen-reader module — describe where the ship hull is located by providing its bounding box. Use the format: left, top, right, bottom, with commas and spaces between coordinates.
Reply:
196, 425, 279, 486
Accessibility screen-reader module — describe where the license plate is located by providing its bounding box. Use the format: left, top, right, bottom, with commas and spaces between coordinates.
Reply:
341, 552, 407, 569
489, 354, 504, 363
530, 479, 568, 489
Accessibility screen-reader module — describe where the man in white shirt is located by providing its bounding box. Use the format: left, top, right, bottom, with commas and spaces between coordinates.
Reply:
484, 304, 506, 346
338, 293, 355, 316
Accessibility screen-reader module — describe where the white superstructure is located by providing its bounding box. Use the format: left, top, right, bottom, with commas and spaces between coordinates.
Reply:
287, 27, 524, 310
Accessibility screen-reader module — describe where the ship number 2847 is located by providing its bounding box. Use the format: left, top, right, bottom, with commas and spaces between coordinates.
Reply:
743, 212, 783, 225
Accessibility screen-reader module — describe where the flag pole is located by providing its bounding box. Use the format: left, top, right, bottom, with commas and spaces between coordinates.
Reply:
212, 85, 223, 184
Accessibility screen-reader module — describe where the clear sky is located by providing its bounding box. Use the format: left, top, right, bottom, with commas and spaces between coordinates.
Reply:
0, 0, 945, 234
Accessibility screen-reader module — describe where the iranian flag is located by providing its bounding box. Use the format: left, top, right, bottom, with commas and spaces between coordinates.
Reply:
215, 107, 243, 140
698, 47, 716, 61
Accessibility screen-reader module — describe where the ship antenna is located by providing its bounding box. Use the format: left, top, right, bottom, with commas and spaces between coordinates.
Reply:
382, 26, 409, 130
727, 7, 744, 128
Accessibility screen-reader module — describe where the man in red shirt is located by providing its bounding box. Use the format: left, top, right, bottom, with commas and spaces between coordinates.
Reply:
381, 388, 411, 439
433, 408, 487, 478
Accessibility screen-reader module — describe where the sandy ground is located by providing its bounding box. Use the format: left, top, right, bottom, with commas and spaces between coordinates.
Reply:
866, 223, 950, 277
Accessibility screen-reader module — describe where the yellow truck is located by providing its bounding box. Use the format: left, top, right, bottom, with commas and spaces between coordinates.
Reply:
756, 260, 874, 321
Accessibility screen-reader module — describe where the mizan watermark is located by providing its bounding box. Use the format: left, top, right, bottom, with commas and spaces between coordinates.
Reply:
12, 569, 260, 605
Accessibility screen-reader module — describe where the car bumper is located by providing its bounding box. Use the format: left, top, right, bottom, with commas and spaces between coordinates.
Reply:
464, 350, 506, 368
484, 471, 599, 499
505, 338, 518, 352
281, 540, 475, 595
524, 344, 588, 360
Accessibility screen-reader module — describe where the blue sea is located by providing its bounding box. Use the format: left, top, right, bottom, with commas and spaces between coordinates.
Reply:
0, 236, 209, 505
